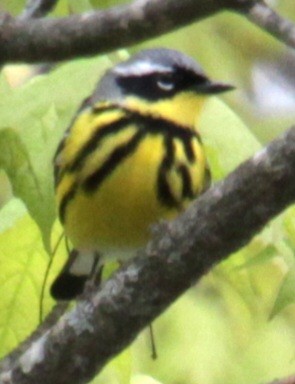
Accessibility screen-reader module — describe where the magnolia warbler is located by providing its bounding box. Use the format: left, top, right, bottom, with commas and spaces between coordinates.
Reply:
51, 48, 233, 300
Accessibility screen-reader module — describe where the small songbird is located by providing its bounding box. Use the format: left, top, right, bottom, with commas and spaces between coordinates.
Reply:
51, 48, 233, 300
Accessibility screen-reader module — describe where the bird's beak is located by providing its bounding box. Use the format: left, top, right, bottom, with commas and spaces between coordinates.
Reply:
198, 81, 235, 94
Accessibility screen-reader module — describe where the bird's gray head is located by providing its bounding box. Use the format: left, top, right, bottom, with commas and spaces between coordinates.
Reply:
91, 48, 233, 104
113, 48, 205, 78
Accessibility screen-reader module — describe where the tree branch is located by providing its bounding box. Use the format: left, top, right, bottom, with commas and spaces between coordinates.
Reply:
0, 0, 293, 64
0, 126, 295, 384
0, 303, 69, 374
239, 0, 295, 49
0, 0, 222, 63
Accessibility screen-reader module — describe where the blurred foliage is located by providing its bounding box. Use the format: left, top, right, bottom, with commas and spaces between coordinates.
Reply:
0, 0, 295, 384
0, 56, 112, 250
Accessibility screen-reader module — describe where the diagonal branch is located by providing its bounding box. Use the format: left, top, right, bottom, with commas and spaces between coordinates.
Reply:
235, 0, 295, 49
0, 0, 294, 64
0, 126, 295, 384
0, 0, 223, 63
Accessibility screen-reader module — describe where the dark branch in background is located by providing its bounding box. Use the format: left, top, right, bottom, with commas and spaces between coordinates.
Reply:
268, 376, 295, 384
0, 0, 222, 63
0, 0, 294, 64
245, 1, 295, 49
0, 127, 294, 384
19, 0, 59, 19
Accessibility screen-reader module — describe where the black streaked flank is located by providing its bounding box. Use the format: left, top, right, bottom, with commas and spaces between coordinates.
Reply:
157, 135, 180, 208
69, 109, 200, 175
203, 165, 212, 192
67, 115, 132, 173
59, 185, 77, 224
53, 135, 68, 186
92, 104, 121, 114
56, 104, 203, 222
57, 102, 200, 178
178, 164, 195, 199
182, 136, 196, 163
133, 110, 200, 140
54, 104, 131, 189
136, 115, 202, 162
83, 130, 145, 192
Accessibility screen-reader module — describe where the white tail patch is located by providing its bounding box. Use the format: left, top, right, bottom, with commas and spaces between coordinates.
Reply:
69, 251, 99, 276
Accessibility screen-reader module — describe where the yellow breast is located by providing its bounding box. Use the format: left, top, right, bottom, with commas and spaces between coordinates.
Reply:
55, 103, 209, 257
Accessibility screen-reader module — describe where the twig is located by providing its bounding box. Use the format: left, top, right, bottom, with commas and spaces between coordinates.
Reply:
0, 0, 251, 64
240, 1, 295, 49
0, 126, 294, 384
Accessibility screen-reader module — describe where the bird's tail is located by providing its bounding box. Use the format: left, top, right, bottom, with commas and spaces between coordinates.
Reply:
50, 249, 101, 301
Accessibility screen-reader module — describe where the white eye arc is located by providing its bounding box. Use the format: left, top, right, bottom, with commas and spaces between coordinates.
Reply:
156, 78, 175, 91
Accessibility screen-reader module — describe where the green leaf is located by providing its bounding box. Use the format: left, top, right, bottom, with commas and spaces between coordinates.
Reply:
235, 245, 278, 270
0, 198, 27, 232
90, 348, 132, 384
0, 126, 55, 253
89, 0, 127, 9
0, 170, 12, 208
199, 97, 261, 179
0, 200, 68, 357
0, 0, 23, 15
111, 349, 132, 384
0, 199, 50, 356
284, 206, 295, 250
0, 55, 112, 250
270, 265, 295, 319
69, 0, 93, 13
131, 374, 164, 384
0, 70, 12, 100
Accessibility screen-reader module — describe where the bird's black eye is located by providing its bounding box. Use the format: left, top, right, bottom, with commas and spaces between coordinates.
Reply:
156, 74, 175, 92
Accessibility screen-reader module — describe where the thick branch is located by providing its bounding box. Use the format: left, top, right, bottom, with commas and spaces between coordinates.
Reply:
0, 0, 272, 64
1, 127, 295, 384
0, 0, 222, 63
0, 1, 294, 64
0, 0, 294, 64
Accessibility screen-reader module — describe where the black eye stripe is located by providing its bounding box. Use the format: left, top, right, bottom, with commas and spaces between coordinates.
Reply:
116, 68, 209, 101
